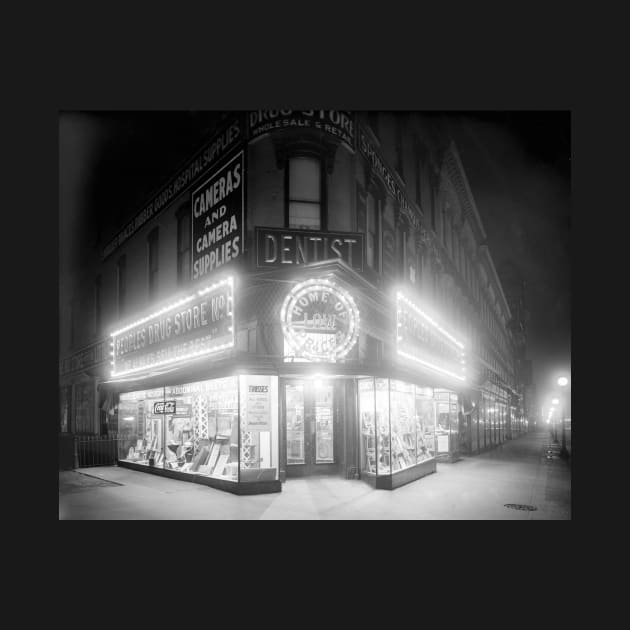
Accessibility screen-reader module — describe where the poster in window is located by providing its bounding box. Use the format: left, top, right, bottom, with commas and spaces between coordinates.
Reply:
244, 376, 271, 432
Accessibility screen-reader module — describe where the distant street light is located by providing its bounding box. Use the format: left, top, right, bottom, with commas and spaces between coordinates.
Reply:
557, 376, 570, 459
552, 398, 559, 405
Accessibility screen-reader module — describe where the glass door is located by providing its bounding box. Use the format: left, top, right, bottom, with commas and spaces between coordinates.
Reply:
284, 379, 341, 477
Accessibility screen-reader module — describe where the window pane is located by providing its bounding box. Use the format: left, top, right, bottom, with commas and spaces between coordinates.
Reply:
367, 233, 375, 268
289, 157, 320, 202
178, 213, 191, 251
359, 378, 376, 474
315, 383, 334, 463
286, 384, 305, 464
289, 202, 320, 230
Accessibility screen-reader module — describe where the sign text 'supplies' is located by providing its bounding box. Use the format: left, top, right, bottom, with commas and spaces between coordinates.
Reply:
191, 152, 244, 281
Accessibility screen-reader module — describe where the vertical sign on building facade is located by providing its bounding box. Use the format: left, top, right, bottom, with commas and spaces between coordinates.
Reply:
191, 151, 245, 281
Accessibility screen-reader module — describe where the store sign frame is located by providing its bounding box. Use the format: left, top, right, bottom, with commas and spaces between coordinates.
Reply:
248, 110, 355, 151
255, 227, 364, 271
110, 277, 234, 378
102, 116, 244, 260
191, 151, 245, 282
396, 291, 466, 382
281, 277, 360, 362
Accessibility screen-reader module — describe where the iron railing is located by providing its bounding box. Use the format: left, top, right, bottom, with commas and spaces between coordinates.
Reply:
76, 433, 121, 467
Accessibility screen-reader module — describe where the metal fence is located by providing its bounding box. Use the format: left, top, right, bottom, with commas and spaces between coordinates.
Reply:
76, 433, 121, 467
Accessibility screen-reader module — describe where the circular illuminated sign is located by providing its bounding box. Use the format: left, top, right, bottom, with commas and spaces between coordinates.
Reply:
281, 278, 360, 362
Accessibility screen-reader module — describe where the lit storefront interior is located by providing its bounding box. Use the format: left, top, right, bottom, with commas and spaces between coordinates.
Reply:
358, 378, 437, 489
117, 375, 279, 490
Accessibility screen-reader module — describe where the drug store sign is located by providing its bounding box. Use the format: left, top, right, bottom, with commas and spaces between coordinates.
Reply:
111, 277, 234, 377
281, 278, 359, 362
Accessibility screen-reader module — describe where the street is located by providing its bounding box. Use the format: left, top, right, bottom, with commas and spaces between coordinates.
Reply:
59, 428, 570, 520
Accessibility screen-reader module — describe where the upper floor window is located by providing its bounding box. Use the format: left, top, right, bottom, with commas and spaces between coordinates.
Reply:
287, 156, 322, 230
177, 208, 191, 285
397, 225, 408, 279
117, 255, 126, 318
366, 191, 381, 271
147, 228, 159, 300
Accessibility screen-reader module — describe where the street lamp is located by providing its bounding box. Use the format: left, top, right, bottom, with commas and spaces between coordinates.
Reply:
557, 376, 570, 458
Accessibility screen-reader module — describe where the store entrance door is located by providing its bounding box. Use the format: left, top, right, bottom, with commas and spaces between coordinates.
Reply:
283, 379, 342, 477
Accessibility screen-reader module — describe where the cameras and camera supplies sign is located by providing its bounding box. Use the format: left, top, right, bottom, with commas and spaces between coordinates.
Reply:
191, 151, 245, 282
281, 277, 360, 362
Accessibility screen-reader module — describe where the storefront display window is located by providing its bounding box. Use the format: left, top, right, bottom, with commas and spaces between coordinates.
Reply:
285, 383, 305, 465
117, 376, 279, 484
167, 377, 239, 480
375, 378, 391, 475
315, 383, 334, 463
359, 378, 376, 474
415, 387, 436, 463
358, 378, 437, 478
389, 380, 416, 472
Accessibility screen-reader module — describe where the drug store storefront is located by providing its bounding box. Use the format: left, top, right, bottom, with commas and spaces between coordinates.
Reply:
105, 263, 468, 494
254, 260, 468, 490
105, 275, 282, 495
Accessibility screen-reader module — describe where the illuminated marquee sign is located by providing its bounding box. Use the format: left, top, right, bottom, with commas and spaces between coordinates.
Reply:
256, 227, 364, 271
281, 278, 360, 362
111, 277, 234, 377
396, 291, 466, 381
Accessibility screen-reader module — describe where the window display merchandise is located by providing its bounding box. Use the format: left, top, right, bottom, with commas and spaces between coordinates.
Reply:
285, 383, 305, 465
359, 377, 437, 483
435, 389, 459, 457
118, 375, 278, 485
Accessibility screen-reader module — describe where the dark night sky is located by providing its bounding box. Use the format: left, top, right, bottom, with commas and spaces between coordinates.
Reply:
59, 111, 570, 405
446, 112, 570, 402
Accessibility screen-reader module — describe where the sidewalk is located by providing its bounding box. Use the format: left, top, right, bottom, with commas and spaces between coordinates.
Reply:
59, 429, 570, 520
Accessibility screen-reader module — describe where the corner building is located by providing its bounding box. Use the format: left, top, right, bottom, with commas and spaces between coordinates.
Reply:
59, 111, 529, 494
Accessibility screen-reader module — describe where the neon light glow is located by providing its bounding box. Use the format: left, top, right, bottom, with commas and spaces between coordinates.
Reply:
111, 276, 234, 378
281, 277, 359, 362
396, 291, 466, 381
397, 350, 466, 381
111, 276, 233, 337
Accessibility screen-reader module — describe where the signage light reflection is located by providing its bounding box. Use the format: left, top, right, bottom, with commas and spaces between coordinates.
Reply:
110, 276, 234, 378
395, 291, 466, 382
